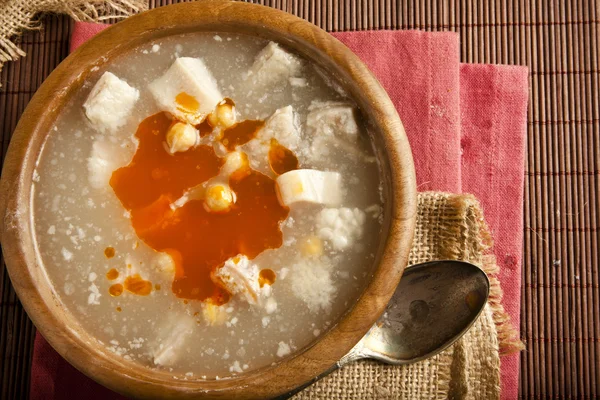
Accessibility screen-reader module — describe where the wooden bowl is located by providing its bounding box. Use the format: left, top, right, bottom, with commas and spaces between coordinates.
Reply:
0, 2, 416, 398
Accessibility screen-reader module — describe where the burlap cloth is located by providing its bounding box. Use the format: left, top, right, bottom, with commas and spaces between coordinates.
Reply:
294, 192, 522, 400
2, 2, 522, 398
0, 0, 147, 85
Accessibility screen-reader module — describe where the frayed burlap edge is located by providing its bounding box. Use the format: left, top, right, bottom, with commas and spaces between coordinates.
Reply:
447, 194, 524, 355
0, 0, 148, 87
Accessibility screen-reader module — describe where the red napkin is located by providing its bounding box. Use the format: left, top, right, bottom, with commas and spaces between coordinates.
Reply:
458, 63, 528, 398
332, 31, 463, 192
30, 22, 528, 400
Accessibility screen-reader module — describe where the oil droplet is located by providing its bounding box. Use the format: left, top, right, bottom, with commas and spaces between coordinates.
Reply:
106, 268, 119, 280
220, 120, 264, 151
155, 284, 161, 290
104, 247, 115, 258
124, 274, 153, 296
258, 269, 276, 288
196, 119, 213, 137
269, 139, 298, 175
109, 283, 124, 297
175, 92, 199, 114
116, 307, 122, 312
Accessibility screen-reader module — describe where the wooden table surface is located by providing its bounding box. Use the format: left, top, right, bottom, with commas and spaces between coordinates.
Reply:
1, 1, 599, 398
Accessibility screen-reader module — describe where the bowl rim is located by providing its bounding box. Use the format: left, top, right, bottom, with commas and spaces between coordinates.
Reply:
0, 1, 416, 398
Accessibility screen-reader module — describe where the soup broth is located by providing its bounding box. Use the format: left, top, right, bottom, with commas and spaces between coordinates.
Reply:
32, 32, 384, 377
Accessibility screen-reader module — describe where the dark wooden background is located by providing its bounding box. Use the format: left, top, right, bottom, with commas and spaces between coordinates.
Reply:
1, 0, 599, 398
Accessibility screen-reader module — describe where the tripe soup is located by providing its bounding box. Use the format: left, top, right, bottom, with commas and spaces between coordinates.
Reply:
32, 32, 383, 377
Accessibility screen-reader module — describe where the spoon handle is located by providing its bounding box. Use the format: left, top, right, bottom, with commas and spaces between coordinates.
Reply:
273, 344, 366, 399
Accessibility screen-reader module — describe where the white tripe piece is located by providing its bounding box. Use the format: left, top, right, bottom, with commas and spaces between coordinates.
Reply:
83, 72, 139, 133
290, 257, 336, 313
276, 169, 342, 207
246, 42, 302, 90
306, 101, 359, 139
148, 57, 223, 125
213, 255, 270, 305
242, 105, 300, 176
316, 207, 366, 250
306, 101, 365, 163
152, 314, 195, 366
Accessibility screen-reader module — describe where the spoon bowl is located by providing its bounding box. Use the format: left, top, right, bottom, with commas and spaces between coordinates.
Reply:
345, 260, 490, 365
279, 260, 489, 399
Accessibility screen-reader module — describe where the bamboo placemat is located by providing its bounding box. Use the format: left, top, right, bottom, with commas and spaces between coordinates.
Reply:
0, 1, 599, 398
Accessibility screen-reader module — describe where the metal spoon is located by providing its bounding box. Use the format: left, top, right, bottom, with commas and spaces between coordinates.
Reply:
278, 260, 490, 399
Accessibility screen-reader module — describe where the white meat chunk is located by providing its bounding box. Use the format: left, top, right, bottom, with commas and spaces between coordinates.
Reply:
213, 255, 270, 305
276, 169, 342, 207
246, 42, 302, 90
83, 72, 139, 133
87, 140, 130, 189
242, 106, 300, 176
148, 57, 223, 125
316, 207, 366, 250
152, 314, 195, 367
